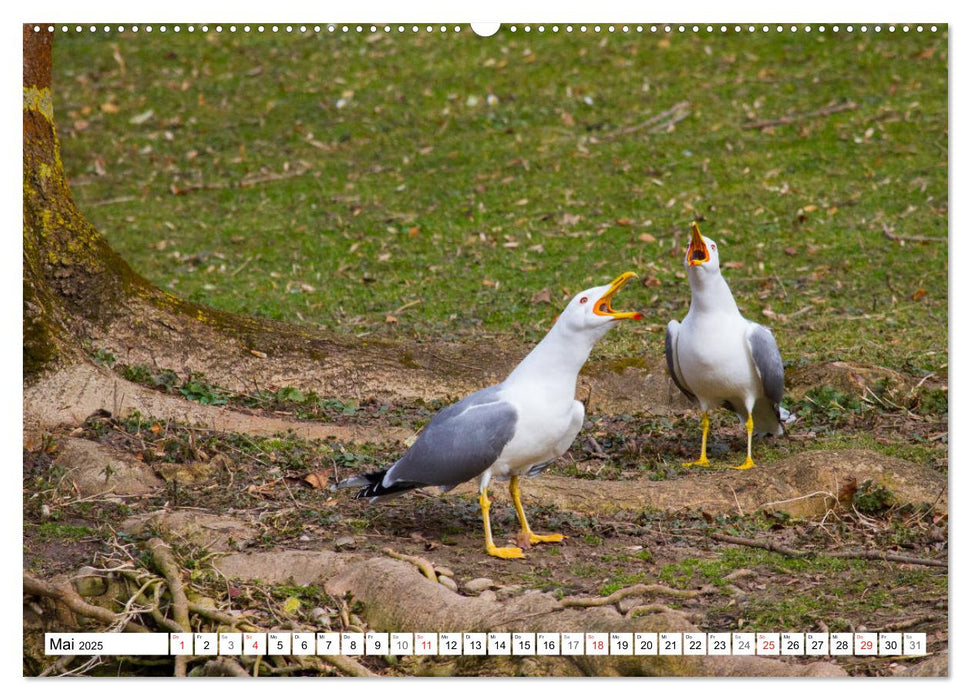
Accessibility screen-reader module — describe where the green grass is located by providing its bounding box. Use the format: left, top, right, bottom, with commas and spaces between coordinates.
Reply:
29, 522, 96, 540
53, 27, 947, 376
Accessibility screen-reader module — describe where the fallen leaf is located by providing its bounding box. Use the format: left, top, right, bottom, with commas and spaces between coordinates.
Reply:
385, 314, 398, 324
561, 111, 575, 126
249, 349, 267, 358
723, 261, 744, 269
913, 288, 926, 302
303, 471, 331, 489
616, 218, 632, 226
101, 101, 120, 114
530, 288, 552, 305
638, 233, 657, 243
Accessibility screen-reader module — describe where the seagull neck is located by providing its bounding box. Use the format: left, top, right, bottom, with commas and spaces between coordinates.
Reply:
506, 322, 597, 393
688, 270, 741, 315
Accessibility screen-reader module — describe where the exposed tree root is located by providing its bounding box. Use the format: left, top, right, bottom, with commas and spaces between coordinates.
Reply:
562, 583, 701, 609
317, 654, 378, 678
23, 574, 149, 633
146, 538, 191, 676
382, 548, 439, 581
26, 541, 844, 677
23, 539, 374, 677
23, 363, 411, 444
710, 532, 947, 568
322, 554, 845, 676
198, 658, 250, 677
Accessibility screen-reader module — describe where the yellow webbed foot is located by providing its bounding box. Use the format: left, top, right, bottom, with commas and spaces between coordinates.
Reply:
487, 544, 525, 559
733, 457, 756, 470
682, 457, 711, 468
527, 532, 565, 544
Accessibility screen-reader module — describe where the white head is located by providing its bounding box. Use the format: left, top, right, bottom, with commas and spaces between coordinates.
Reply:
683, 221, 722, 274
554, 271, 642, 340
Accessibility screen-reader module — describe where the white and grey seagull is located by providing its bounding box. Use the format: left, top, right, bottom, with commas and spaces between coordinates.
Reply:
335, 272, 642, 559
665, 222, 785, 470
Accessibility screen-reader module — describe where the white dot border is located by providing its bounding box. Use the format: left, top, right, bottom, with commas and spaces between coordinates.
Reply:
30, 23, 941, 35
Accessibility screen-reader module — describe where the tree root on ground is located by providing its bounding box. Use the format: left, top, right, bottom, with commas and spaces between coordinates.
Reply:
24, 362, 411, 444
709, 532, 947, 568
561, 583, 702, 609
25, 539, 847, 677
22, 537, 370, 677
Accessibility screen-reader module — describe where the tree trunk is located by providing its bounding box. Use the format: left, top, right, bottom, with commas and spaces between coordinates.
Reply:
21, 24, 494, 400
22, 25, 670, 435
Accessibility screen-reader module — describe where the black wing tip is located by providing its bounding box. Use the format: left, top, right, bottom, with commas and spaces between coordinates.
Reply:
334, 469, 424, 500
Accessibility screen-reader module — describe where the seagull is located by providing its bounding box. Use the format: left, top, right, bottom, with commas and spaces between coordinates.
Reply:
335, 272, 642, 558
665, 222, 785, 470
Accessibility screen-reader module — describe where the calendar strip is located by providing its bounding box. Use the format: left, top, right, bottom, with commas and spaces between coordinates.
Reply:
45, 632, 928, 657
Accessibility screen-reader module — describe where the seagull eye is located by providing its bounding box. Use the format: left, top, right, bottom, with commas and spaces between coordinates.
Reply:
710, 243, 716, 249
579, 296, 588, 304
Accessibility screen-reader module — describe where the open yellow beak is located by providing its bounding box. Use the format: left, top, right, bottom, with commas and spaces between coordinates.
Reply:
593, 271, 642, 320
686, 222, 710, 266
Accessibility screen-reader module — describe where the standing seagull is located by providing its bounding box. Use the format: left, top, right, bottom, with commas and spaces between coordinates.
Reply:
665, 223, 785, 470
335, 273, 642, 559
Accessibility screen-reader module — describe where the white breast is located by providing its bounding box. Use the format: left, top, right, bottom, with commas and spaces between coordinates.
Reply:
491, 394, 584, 479
678, 314, 759, 405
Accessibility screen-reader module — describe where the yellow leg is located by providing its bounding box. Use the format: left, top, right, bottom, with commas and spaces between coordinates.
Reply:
479, 489, 524, 559
733, 413, 756, 470
510, 476, 565, 544
682, 412, 711, 467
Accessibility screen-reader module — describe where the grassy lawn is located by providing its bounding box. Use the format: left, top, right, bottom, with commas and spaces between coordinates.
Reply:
53, 26, 947, 377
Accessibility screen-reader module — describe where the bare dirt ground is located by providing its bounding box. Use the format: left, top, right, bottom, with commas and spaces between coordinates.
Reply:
22, 358, 948, 677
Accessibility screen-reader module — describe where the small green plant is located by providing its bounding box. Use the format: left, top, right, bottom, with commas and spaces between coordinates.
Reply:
92, 349, 116, 366
853, 480, 896, 515
914, 387, 948, 416
798, 386, 863, 423
179, 374, 229, 405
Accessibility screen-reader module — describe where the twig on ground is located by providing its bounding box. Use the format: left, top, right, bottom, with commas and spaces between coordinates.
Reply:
742, 100, 858, 129
881, 222, 946, 243
562, 583, 700, 609
600, 101, 691, 140
883, 614, 940, 631
710, 532, 947, 568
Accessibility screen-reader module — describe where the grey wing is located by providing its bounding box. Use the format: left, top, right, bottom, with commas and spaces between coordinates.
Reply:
747, 324, 784, 405
665, 320, 696, 401
383, 386, 517, 490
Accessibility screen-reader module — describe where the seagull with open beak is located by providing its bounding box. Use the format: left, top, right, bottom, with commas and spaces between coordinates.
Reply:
665, 223, 786, 469
336, 272, 642, 558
